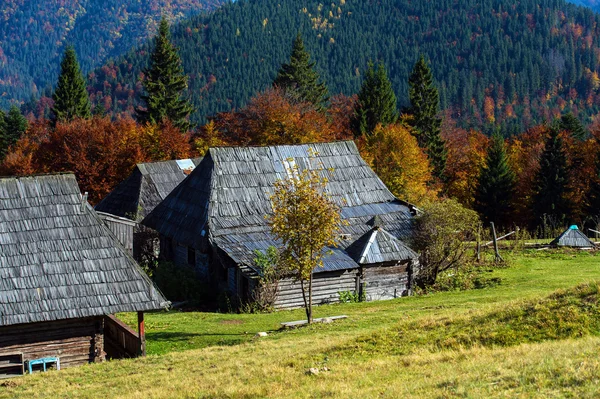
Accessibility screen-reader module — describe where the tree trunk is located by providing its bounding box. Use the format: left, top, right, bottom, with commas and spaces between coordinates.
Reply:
308, 272, 313, 324
300, 279, 310, 322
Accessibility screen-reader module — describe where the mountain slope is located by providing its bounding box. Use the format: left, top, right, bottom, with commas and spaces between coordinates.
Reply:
83, 0, 600, 134
0, 0, 226, 108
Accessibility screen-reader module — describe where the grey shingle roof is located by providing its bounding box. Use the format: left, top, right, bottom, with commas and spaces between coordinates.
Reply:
0, 174, 168, 327
144, 141, 417, 272
345, 227, 418, 265
551, 225, 596, 248
95, 158, 202, 221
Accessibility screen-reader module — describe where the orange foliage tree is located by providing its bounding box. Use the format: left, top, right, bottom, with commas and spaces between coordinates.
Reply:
441, 119, 489, 208
1, 117, 192, 203
211, 88, 337, 146
359, 123, 436, 205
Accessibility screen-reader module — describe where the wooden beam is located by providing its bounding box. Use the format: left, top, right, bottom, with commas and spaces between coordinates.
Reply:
137, 312, 146, 357
491, 222, 504, 262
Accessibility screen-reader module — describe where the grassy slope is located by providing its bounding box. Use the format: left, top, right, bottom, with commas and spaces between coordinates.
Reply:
2, 250, 600, 398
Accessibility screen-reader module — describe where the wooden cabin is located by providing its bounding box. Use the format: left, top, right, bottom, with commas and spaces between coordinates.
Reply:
0, 174, 169, 378
143, 142, 420, 309
95, 158, 202, 260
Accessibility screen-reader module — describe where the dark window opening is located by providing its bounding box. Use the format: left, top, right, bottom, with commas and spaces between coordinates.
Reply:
187, 247, 196, 266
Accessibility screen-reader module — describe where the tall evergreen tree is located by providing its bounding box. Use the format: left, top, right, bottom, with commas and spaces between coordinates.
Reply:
586, 143, 600, 218
352, 61, 398, 137
136, 17, 194, 131
5, 105, 28, 147
0, 109, 7, 159
273, 34, 328, 109
532, 126, 571, 226
52, 46, 91, 122
559, 112, 587, 141
408, 55, 447, 180
474, 134, 516, 228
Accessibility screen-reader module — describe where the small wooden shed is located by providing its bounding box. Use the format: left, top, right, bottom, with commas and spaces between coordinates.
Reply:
551, 225, 597, 248
0, 174, 169, 378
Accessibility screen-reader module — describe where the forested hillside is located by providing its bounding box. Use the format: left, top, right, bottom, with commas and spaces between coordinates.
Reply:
567, 0, 600, 12
0, 0, 225, 108
78, 0, 600, 134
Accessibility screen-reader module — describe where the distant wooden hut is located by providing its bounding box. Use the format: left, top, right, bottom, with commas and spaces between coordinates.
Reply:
551, 225, 597, 248
143, 142, 419, 309
95, 158, 202, 260
0, 174, 169, 378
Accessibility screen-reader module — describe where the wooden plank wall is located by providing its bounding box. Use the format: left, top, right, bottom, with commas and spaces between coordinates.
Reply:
103, 315, 140, 359
0, 317, 104, 369
98, 215, 135, 254
362, 262, 410, 301
274, 270, 358, 310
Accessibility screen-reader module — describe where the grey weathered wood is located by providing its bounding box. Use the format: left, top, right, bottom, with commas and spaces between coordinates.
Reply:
491, 222, 503, 262
281, 315, 348, 328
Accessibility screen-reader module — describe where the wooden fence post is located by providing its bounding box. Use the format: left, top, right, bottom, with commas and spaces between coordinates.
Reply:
137, 311, 146, 357
491, 222, 503, 263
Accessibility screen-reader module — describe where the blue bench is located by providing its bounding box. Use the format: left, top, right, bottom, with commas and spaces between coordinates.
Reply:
27, 357, 60, 374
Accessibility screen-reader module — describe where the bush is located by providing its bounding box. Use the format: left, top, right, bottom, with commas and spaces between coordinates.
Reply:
152, 261, 213, 305
416, 260, 505, 295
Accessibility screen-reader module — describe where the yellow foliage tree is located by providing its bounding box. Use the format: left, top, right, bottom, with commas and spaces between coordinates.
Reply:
360, 123, 436, 205
269, 160, 343, 323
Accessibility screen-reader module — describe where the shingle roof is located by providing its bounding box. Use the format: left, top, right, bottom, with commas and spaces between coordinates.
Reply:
0, 174, 169, 327
95, 158, 202, 221
144, 141, 417, 272
345, 227, 418, 265
551, 225, 596, 248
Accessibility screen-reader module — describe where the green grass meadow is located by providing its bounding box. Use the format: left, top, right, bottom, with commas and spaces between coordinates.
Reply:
2, 249, 600, 398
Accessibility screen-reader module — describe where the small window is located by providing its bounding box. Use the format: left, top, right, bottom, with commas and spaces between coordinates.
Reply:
187, 247, 196, 266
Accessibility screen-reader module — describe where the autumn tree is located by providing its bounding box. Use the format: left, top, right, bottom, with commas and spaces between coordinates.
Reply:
194, 120, 228, 156
360, 123, 435, 205
352, 61, 398, 137
532, 125, 571, 228
270, 162, 343, 323
412, 199, 480, 286
136, 17, 194, 131
52, 46, 91, 122
408, 55, 447, 180
586, 140, 600, 227
474, 134, 517, 228
273, 34, 328, 110
0, 109, 6, 159
211, 88, 335, 146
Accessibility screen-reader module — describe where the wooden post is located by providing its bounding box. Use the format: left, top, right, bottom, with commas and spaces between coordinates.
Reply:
476, 225, 481, 263
491, 222, 503, 263
137, 311, 146, 357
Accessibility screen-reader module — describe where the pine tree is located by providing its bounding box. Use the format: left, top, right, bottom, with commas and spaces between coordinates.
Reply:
408, 55, 447, 180
474, 134, 516, 228
0, 109, 7, 159
273, 34, 328, 109
5, 105, 28, 147
352, 61, 398, 137
586, 144, 600, 218
532, 126, 571, 227
559, 112, 587, 141
52, 46, 91, 122
136, 17, 195, 131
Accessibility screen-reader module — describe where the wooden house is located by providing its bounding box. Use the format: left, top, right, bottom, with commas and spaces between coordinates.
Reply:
0, 174, 169, 378
95, 158, 202, 260
143, 142, 419, 309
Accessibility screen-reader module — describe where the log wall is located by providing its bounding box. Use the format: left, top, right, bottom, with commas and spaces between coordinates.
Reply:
274, 270, 358, 310
0, 317, 104, 369
361, 262, 411, 301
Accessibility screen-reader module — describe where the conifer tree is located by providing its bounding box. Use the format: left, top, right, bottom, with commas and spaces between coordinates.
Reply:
559, 112, 587, 141
474, 134, 516, 228
5, 105, 28, 147
586, 144, 600, 218
408, 55, 447, 180
532, 126, 571, 226
352, 61, 398, 137
273, 34, 328, 109
136, 17, 194, 131
52, 46, 91, 122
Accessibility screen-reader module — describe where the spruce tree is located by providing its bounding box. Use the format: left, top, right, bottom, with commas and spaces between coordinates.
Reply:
273, 34, 328, 109
408, 55, 447, 180
352, 61, 398, 137
5, 105, 28, 147
52, 46, 91, 122
136, 17, 195, 131
474, 134, 516, 228
532, 126, 571, 227
586, 145, 600, 218
559, 112, 587, 141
